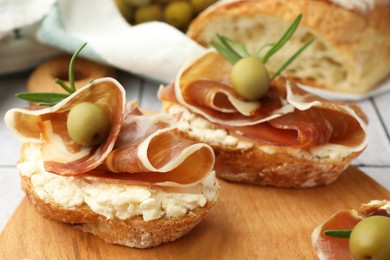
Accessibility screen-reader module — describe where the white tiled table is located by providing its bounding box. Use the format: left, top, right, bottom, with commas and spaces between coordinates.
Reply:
1, 69, 389, 232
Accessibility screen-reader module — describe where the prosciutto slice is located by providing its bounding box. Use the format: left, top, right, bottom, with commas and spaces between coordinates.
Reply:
158, 50, 368, 151
5, 78, 215, 187
6, 78, 125, 176
312, 200, 390, 259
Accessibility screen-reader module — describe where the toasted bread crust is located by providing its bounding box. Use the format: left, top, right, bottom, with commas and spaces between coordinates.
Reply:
21, 175, 213, 248
187, 0, 390, 94
178, 131, 359, 188
19, 142, 216, 249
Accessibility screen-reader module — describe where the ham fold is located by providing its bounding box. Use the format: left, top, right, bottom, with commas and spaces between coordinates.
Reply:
5, 78, 215, 187
311, 201, 390, 259
158, 50, 368, 151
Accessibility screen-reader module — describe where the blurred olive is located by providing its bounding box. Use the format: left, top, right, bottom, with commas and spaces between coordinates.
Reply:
190, 0, 216, 13
153, 0, 172, 4
115, 0, 134, 21
164, 1, 193, 29
124, 0, 151, 7
135, 4, 163, 24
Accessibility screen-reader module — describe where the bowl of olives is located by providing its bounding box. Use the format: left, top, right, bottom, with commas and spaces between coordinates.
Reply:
114, 0, 217, 31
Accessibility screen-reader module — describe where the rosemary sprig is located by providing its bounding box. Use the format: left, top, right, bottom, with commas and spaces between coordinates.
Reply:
16, 42, 88, 106
210, 14, 313, 81
270, 38, 314, 80
211, 34, 244, 64
16, 93, 70, 106
324, 229, 352, 239
261, 14, 302, 63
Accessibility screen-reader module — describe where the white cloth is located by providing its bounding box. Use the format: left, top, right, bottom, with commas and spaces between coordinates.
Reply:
0, 0, 56, 34
49, 0, 204, 83
0, 0, 60, 74
0, 0, 205, 83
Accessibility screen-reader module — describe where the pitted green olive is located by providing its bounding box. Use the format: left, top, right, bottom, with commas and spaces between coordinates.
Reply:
164, 1, 193, 30
349, 216, 390, 260
66, 102, 111, 146
230, 56, 270, 101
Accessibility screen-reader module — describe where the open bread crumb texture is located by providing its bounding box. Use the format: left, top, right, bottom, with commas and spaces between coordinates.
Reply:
197, 15, 351, 90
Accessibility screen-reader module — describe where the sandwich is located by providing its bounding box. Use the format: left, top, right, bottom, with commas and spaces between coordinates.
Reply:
187, 0, 390, 95
4, 48, 219, 248
158, 18, 369, 188
312, 200, 390, 259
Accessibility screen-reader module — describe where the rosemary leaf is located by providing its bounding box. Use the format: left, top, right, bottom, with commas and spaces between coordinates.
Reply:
262, 14, 302, 64
270, 38, 314, 81
256, 43, 274, 58
224, 37, 251, 57
16, 92, 69, 104
217, 35, 243, 62
210, 41, 241, 64
69, 42, 88, 92
324, 229, 352, 239
211, 34, 242, 64
54, 78, 74, 94
15, 42, 88, 106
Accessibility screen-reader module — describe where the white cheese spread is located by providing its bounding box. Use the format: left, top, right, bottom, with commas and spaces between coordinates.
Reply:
18, 143, 219, 222
170, 106, 253, 150
171, 106, 353, 161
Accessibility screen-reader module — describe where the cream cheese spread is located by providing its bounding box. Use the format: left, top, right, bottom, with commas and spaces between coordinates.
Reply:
18, 143, 219, 222
169, 106, 253, 150
171, 106, 353, 161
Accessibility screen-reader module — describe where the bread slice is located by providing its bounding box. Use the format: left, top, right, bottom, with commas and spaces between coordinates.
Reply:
187, 0, 390, 95
18, 143, 219, 248
163, 103, 363, 188
27, 55, 115, 94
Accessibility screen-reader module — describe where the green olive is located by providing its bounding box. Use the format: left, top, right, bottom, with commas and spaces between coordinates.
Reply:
135, 4, 163, 24
115, 0, 134, 22
124, 0, 151, 7
66, 102, 111, 146
230, 56, 270, 101
349, 216, 390, 260
190, 0, 217, 14
164, 1, 193, 29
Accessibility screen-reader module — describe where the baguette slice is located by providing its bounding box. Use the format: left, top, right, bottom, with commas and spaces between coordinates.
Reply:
7, 77, 219, 248
158, 50, 369, 188
187, 0, 390, 95
18, 141, 218, 248
163, 102, 362, 188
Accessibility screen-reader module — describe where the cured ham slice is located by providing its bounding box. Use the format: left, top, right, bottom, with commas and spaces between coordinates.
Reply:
5, 78, 215, 187
312, 200, 390, 259
97, 103, 215, 186
6, 78, 125, 176
158, 50, 368, 151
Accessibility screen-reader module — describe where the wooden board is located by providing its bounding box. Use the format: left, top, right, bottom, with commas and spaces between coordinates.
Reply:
1, 167, 389, 259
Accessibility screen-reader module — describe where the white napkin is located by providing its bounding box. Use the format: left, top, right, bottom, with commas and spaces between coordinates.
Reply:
0, 0, 60, 75
0, 0, 55, 35
37, 0, 205, 83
